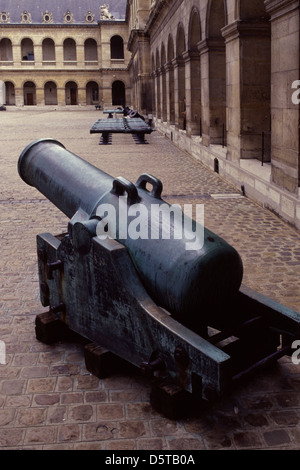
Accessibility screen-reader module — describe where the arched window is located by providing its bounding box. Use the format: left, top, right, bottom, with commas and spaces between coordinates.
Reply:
110, 36, 124, 59
63, 38, 76, 62
84, 38, 98, 61
0, 38, 13, 61
42, 38, 55, 61
21, 38, 34, 61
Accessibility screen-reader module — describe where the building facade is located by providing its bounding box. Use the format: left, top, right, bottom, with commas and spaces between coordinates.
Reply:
0, 0, 300, 230
127, 0, 300, 231
0, 0, 130, 107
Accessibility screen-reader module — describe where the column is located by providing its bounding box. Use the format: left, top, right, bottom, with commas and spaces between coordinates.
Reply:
183, 50, 201, 137
172, 57, 185, 130
12, 42, 22, 66
222, 20, 271, 162
164, 63, 171, 123
198, 39, 226, 147
56, 44, 64, 67
155, 69, 161, 119
265, 0, 300, 194
57, 87, 66, 106
161, 67, 167, 122
77, 44, 85, 68
34, 44, 43, 67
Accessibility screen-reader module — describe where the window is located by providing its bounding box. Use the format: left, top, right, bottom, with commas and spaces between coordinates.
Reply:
64, 11, 74, 23
43, 11, 53, 23
85, 11, 95, 23
110, 36, 124, 60
0, 11, 9, 23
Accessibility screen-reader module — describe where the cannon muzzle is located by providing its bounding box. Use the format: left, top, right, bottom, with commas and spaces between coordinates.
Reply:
18, 138, 243, 331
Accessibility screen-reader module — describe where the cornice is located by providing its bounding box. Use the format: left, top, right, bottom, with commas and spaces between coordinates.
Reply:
264, 0, 300, 19
222, 19, 271, 43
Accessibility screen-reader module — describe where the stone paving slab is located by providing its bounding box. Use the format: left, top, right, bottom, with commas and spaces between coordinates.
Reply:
0, 109, 300, 450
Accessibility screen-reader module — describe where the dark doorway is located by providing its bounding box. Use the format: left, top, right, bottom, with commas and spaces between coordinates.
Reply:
112, 80, 125, 106
70, 88, 77, 105
27, 93, 33, 105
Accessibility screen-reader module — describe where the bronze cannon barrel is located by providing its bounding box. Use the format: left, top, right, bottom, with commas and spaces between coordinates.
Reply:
18, 139, 243, 331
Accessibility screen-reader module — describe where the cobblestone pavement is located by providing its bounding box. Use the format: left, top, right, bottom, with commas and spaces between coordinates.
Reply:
1, 108, 300, 450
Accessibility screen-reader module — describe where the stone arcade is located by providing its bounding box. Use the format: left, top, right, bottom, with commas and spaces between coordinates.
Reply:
0, 0, 299, 229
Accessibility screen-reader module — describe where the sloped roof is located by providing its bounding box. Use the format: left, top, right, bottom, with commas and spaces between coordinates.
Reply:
0, 0, 127, 23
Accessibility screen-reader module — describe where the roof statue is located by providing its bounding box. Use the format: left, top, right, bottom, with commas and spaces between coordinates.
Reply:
100, 4, 115, 20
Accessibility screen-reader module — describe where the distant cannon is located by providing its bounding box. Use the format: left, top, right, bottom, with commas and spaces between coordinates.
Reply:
18, 139, 300, 418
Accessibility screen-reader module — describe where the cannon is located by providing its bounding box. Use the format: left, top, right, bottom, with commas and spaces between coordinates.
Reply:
18, 139, 300, 418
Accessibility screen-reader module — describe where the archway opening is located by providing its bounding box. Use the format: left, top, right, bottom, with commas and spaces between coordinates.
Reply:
5, 81, 15, 105
21, 38, 34, 61
65, 81, 78, 105
44, 81, 57, 105
207, 0, 226, 145
23, 81, 36, 105
42, 38, 55, 62
112, 80, 125, 107
86, 81, 99, 105
110, 36, 124, 60
188, 9, 201, 136
0, 38, 13, 61
177, 24, 186, 130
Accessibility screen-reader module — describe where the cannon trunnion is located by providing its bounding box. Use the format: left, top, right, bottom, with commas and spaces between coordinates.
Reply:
19, 139, 300, 418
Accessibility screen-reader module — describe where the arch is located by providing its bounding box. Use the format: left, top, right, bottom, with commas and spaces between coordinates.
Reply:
86, 81, 99, 105
161, 43, 167, 121
238, 0, 268, 20
63, 38, 76, 61
21, 38, 34, 61
112, 80, 125, 107
23, 81, 36, 105
176, 23, 185, 57
5, 81, 15, 105
188, 7, 201, 49
65, 81, 78, 105
188, 7, 202, 136
85, 38, 98, 61
175, 23, 186, 129
161, 43, 166, 67
44, 81, 57, 105
155, 48, 160, 70
110, 35, 124, 59
233, 0, 271, 161
206, 0, 227, 38
42, 38, 55, 61
155, 48, 161, 118
0, 38, 13, 61
203, 0, 227, 145
167, 34, 175, 62
151, 53, 155, 72
166, 35, 175, 124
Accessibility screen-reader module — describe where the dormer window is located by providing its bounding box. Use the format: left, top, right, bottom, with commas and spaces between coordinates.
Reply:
85, 11, 95, 23
0, 11, 9, 23
21, 11, 32, 23
42, 11, 53, 23
64, 11, 74, 23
